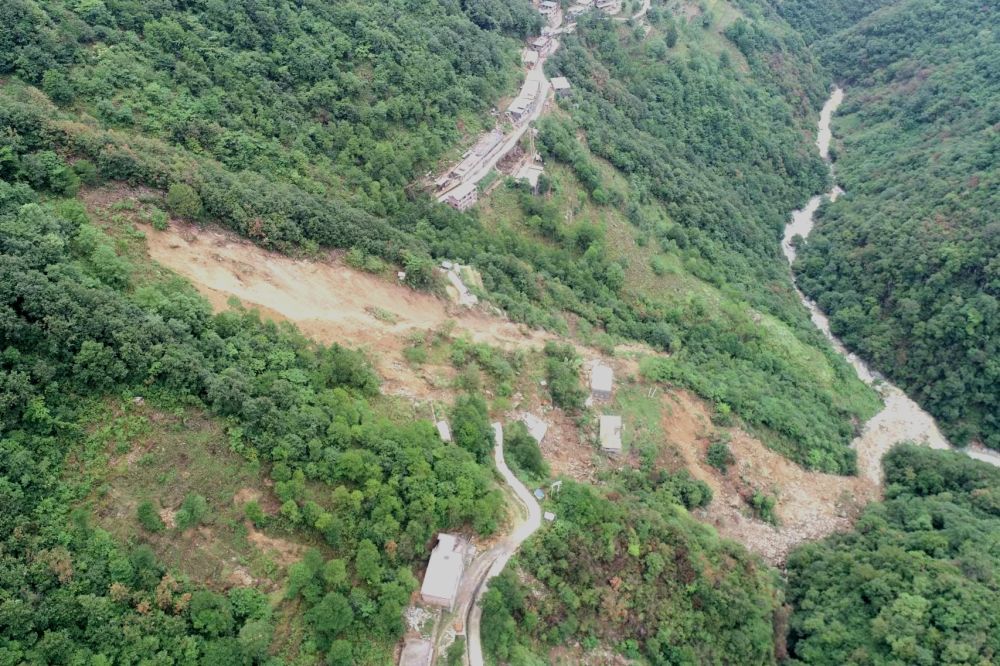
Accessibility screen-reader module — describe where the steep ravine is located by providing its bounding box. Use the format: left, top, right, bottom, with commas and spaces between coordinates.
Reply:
782, 87, 1000, 480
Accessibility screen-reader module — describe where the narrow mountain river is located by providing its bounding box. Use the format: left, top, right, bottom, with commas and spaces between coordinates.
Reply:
782, 87, 1000, 482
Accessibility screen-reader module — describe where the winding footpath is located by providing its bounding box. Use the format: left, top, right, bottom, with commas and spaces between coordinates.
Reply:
782, 87, 1000, 479
615, 0, 652, 22
464, 424, 543, 666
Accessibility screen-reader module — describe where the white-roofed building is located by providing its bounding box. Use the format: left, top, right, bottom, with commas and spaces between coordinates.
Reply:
436, 420, 452, 443
551, 76, 572, 98
420, 534, 465, 609
599, 415, 623, 454
441, 181, 478, 211
590, 363, 614, 401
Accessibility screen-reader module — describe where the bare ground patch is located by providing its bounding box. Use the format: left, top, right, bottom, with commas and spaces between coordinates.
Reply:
82, 185, 880, 567
659, 390, 877, 565
86, 399, 307, 591
247, 526, 307, 568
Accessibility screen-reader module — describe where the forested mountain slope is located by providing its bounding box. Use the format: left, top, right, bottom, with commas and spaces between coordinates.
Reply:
483, 467, 780, 665
786, 445, 1000, 664
0, 182, 506, 662
1, 0, 538, 216
7, 0, 985, 663
769, 0, 1000, 449
0, 0, 883, 472
486, 4, 883, 474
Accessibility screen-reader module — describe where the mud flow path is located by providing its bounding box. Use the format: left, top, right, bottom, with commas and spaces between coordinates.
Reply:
782, 87, 1000, 477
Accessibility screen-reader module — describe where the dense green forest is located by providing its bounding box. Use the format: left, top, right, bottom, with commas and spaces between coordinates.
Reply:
767, 0, 1000, 449
0, 182, 503, 662
484, 443, 1000, 666
4, 0, 996, 663
786, 445, 1000, 664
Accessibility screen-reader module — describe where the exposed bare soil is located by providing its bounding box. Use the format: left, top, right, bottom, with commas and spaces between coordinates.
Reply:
528, 407, 598, 483
144, 222, 571, 396
115, 198, 877, 565
660, 390, 877, 565
247, 527, 306, 567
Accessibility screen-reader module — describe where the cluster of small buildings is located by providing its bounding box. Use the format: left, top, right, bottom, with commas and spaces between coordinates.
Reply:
435, 129, 504, 192
566, 0, 618, 19
590, 363, 623, 454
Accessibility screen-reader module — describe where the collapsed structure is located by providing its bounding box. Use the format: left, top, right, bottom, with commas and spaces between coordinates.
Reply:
398, 638, 433, 666
515, 162, 545, 193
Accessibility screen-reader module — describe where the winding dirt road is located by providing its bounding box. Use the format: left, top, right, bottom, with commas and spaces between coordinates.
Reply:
615, 0, 652, 22
463, 423, 542, 666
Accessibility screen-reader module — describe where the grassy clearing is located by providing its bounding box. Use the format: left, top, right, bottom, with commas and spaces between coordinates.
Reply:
608, 383, 665, 457
80, 397, 316, 593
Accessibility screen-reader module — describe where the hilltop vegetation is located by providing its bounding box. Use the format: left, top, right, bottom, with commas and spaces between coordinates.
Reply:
767, 0, 1000, 449
508, 4, 880, 471
482, 470, 778, 665
0, 0, 884, 474
786, 445, 1000, 664
4, 0, 995, 664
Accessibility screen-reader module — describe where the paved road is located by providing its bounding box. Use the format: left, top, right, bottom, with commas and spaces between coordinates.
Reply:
435, 0, 651, 205
442, 62, 555, 201
464, 423, 543, 666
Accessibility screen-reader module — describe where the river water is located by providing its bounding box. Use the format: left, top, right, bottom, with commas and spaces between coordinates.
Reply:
781, 87, 1000, 483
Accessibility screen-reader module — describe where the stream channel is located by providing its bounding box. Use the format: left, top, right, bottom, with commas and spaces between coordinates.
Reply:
781, 87, 1000, 482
